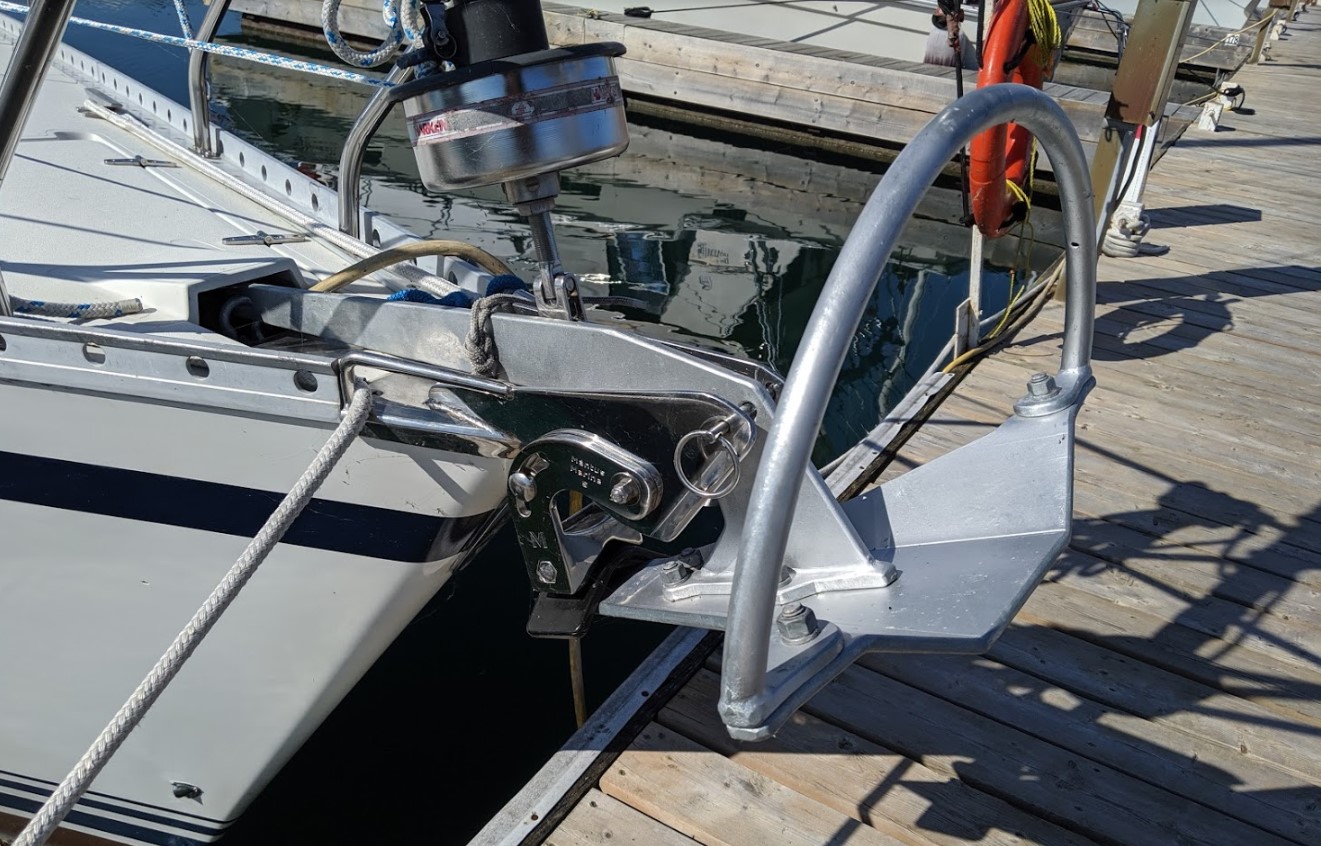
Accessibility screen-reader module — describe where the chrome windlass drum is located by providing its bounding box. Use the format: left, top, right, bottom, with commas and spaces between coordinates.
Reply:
399, 43, 629, 192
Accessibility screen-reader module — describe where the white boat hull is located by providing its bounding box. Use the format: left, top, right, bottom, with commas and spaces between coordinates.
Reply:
0, 384, 506, 845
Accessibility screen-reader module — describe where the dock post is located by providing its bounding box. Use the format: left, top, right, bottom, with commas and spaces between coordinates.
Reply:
1076, 0, 1197, 288
1249, 8, 1278, 63
963, 227, 985, 351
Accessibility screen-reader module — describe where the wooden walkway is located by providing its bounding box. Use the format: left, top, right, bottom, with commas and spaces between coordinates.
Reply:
529, 10, 1321, 846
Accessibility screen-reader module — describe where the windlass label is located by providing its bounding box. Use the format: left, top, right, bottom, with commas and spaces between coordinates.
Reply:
408, 77, 623, 147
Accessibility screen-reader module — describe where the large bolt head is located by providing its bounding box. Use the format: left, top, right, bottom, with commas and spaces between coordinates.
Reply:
508, 472, 537, 502
535, 560, 558, 585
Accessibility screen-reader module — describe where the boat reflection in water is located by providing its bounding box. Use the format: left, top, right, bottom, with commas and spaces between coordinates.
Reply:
309, 116, 1064, 462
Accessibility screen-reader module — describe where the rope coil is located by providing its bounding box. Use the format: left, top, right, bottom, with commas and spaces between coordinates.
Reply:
321, 0, 425, 68
12, 385, 375, 846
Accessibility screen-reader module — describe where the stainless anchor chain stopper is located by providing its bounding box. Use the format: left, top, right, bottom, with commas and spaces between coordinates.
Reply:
673, 417, 743, 500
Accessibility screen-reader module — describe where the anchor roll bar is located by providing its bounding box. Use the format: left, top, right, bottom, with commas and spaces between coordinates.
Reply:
719, 84, 1097, 727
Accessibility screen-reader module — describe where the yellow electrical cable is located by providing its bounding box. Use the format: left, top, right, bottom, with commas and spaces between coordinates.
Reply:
942, 259, 1062, 374
311, 239, 514, 293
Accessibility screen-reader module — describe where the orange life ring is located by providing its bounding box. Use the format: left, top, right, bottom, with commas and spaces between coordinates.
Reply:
968, 0, 1052, 238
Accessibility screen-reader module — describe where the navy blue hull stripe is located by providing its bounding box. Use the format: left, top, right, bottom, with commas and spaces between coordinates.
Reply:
0, 779, 223, 837
0, 787, 210, 846
0, 768, 227, 827
0, 449, 494, 562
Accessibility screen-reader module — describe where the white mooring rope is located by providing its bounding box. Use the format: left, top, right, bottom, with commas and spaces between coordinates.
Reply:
12, 385, 375, 846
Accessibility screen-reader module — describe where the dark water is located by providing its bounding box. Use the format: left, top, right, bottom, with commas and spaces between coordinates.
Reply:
39, 3, 1059, 842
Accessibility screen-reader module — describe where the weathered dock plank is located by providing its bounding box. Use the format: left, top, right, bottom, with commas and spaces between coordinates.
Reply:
603, 724, 907, 846
546, 790, 696, 846
662, 670, 1102, 846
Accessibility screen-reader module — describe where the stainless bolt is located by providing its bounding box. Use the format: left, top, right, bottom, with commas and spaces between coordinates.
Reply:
508, 472, 537, 502
536, 560, 557, 585
609, 474, 641, 506
1027, 372, 1058, 397
776, 602, 819, 645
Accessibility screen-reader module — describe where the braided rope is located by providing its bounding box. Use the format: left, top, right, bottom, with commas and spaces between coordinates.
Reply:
170, 0, 193, 40
12, 296, 143, 320
465, 293, 524, 379
321, 0, 423, 69
11, 385, 374, 846
0, 2, 391, 88
1026, 0, 1061, 66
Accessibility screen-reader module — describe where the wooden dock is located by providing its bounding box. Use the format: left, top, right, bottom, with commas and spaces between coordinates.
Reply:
484, 9, 1321, 846
228, 1, 1203, 164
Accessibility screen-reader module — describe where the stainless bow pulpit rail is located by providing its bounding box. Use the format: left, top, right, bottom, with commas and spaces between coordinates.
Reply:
600, 83, 1097, 739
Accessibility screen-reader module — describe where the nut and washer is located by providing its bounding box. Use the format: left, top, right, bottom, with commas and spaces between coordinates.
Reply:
609, 473, 641, 506
1026, 371, 1059, 398
660, 558, 692, 587
776, 602, 819, 645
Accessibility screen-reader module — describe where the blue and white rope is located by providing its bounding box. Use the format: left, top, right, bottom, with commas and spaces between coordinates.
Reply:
0, 2, 392, 88
170, 0, 194, 40
320, 0, 423, 69
12, 296, 143, 319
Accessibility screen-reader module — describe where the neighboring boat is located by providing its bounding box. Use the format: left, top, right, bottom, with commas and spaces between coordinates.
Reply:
0, 2, 1098, 845
225, 0, 1260, 68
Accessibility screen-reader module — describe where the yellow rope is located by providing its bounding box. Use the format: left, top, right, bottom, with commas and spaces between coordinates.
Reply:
1004, 177, 1031, 208
1026, 0, 1061, 68
1183, 13, 1274, 65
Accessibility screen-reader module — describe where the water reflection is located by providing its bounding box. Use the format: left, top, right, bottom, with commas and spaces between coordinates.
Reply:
212, 41, 1062, 457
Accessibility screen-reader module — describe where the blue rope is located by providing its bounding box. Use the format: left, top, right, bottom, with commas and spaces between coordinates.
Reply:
485, 275, 531, 296
171, 0, 194, 40
383, 276, 530, 308
0, 2, 391, 88
386, 288, 475, 308
12, 296, 144, 319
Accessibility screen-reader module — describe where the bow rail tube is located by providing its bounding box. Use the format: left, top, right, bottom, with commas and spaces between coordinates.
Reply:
187, 0, 231, 156
723, 83, 1095, 733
